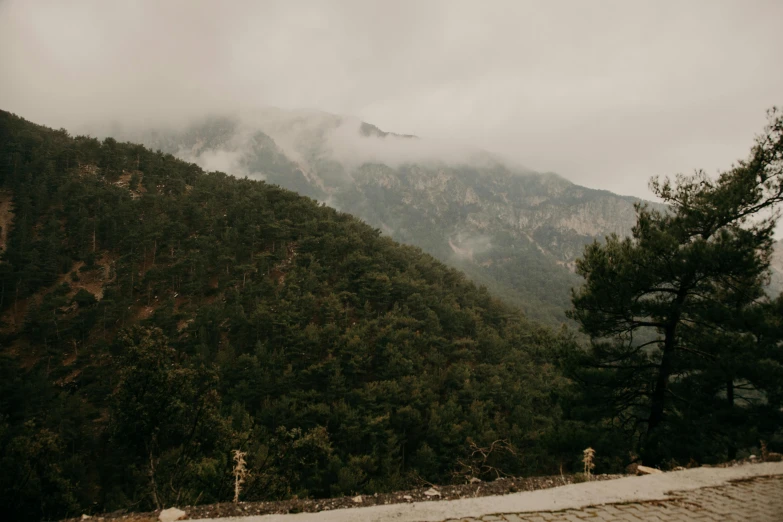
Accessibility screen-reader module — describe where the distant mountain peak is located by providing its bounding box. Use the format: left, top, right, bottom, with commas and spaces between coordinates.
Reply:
359, 121, 418, 139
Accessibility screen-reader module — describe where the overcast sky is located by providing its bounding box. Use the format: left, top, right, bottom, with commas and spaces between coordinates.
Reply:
1, 0, 782, 198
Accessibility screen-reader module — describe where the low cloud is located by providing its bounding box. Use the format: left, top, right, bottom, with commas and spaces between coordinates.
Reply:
449, 232, 493, 262
3, 0, 781, 200
180, 148, 247, 177
325, 117, 508, 169
116, 109, 521, 178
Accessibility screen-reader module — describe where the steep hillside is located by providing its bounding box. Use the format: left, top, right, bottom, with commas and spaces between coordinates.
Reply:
107, 110, 657, 323
0, 111, 572, 521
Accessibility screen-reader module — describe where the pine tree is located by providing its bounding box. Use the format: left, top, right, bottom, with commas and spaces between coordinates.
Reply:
568, 109, 783, 464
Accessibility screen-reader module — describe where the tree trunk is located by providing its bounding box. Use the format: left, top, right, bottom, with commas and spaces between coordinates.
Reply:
13, 281, 19, 321
645, 285, 690, 463
644, 324, 676, 463
149, 449, 161, 510
727, 379, 737, 460
53, 309, 60, 340
648, 328, 675, 435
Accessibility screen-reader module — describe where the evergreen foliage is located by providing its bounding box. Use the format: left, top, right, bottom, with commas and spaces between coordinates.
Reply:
565, 109, 783, 465
0, 111, 570, 520
1, 108, 781, 521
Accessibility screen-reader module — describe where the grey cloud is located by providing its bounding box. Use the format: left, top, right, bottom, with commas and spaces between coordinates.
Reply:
1, 0, 782, 200
325, 118, 501, 168
179, 148, 248, 177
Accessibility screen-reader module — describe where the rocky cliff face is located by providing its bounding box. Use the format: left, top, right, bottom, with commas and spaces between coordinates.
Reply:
101, 111, 664, 323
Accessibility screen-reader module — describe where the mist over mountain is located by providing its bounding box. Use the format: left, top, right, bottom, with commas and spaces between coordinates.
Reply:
2, 2, 783, 519
95, 109, 662, 323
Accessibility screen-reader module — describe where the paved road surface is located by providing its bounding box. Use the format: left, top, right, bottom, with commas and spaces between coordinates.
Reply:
440, 474, 783, 521
189, 462, 783, 522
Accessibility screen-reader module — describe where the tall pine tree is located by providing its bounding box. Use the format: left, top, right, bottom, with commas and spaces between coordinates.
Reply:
568, 109, 783, 464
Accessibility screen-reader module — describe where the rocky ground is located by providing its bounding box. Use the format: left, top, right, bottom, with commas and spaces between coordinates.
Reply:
66, 473, 625, 521
66, 456, 779, 522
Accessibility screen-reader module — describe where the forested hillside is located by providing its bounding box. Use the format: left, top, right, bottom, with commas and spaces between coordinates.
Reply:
100, 110, 660, 324
3, 109, 782, 522
107, 111, 783, 322
0, 111, 574, 520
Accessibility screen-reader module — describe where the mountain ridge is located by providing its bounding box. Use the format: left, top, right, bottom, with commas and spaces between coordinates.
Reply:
86, 110, 783, 318
97, 111, 663, 323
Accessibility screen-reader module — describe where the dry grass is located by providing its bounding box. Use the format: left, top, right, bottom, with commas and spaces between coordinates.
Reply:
233, 450, 249, 503
583, 447, 596, 481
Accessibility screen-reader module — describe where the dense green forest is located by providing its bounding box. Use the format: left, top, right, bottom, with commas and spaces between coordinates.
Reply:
0, 111, 575, 520
1, 109, 781, 522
